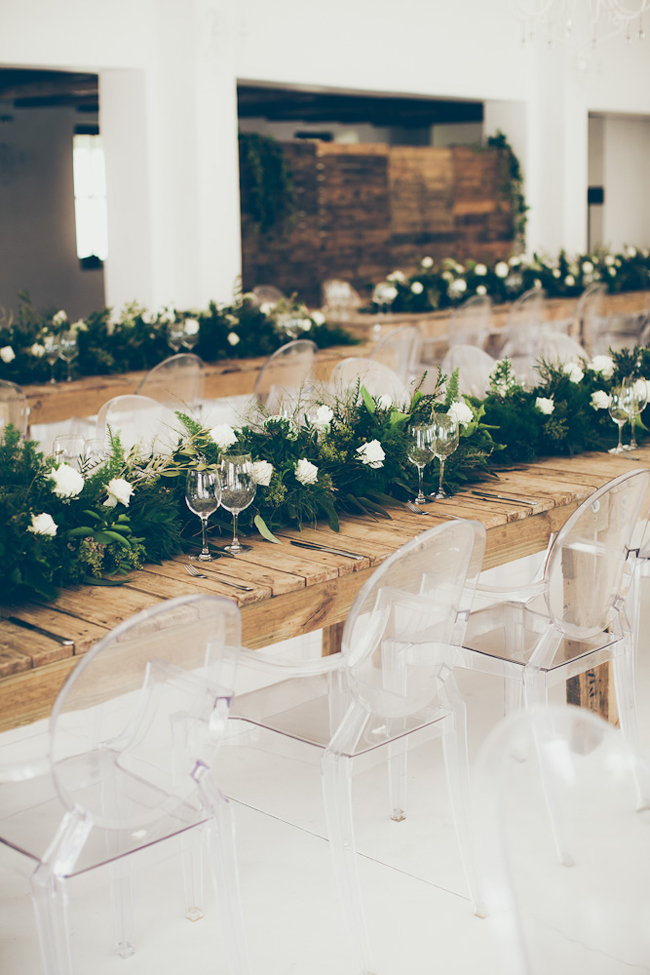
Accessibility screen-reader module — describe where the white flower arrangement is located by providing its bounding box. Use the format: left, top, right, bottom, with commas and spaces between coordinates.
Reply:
476, 285, 487, 296
421, 256, 434, 269
250, 460, 273, 486
535, 396, 555, 415
448, 401, 474, 427
495, 262, 509, 278
105, 477, 134, 507
386, 270, 406, 284
52, 310, 67, 327
50, 463, 84, 498
563, 362, 584, 384
448, 278, 467, 296
30, 343, 45, 358
588, 355, 615, 379
0, 346, 15, 363
356, 439, 385, 469
184, 318, 200, 336
295, 458, 318, 485
227, 332, 240, 346
313, 405, 334, 427
311, 311, 326, 326
411, 281, 424, 295
591, 390, 611, 410
27, 512, 58, 536
210, 424, 238, 451
582, 261, 594, 274
474, 263, 487, 276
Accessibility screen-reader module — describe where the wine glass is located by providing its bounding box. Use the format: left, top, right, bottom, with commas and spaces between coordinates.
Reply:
44, 336, 60, 384
167, 321, 185, 353
59, 331, 78, 382
407, 424, 436, 504
185, 470, 221, 562
52, 434, 86, 470
182, 320, 200, 351
432, 413, 459, 499
83, 438, 107, 471
623, 377, 648, 451
218, 453, 256, 554
608, 386, 632, 454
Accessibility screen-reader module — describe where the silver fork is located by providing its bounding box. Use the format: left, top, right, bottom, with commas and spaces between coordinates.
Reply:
405, 501, 462, 520
184, 562, 255, 592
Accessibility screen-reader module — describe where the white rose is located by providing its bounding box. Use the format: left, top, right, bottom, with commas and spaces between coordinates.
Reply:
476, 285, 487, 296
626, 246, 637, 258
582, 261, 594, 274
449, 278, 467, 295
535, 396, 555, 415
299, 319, 312, 331
311, 311, 326, 325
31, 343, 46, 358
533, 278, 542, 290
552, 268, 561, 279
421, 256, 434, 269
314, 405, 334, 427
27, 512, 58, 537
604, 255, 615, 266
210, 424, 238, 451
474, 263, 487, 276
441, 270, 453, 282
448, 401, 474, 427
250, 460, 273, 486
634, 378, 650, 402
105, 477, 134, 508
260, 302, 275, 315
591, 390, 611, 410
0, 346, 15, 363
184, 318, 200, 336
564, 275, 575, 287
376, 394, 393, 410
411, 281, 424, 295
295, 458, 318, 485
563, 362, 584, 384
495, 261, 509, 278
589, 355, 615, 379
608, 267, 617, 277
387, 270, 406, 283
50, 463, 84, 498
71, 318, 88, 333
509, 256, 522, 267
227, 332, 240, 346
356, 439, 385, 469
52, 310, 67, 326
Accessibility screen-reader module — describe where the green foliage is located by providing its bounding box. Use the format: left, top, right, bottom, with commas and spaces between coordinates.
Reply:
238, 133, 296, 234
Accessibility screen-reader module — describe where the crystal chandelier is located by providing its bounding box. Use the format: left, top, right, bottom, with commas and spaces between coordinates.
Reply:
512, 0, 650, 49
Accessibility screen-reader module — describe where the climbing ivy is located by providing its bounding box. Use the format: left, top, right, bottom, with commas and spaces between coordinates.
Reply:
238, 133, 296, 234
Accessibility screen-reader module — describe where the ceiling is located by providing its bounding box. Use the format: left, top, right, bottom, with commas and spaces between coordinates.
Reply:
237, 84, 483, 129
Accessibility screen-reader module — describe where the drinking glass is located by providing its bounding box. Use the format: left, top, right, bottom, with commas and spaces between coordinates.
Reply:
44, 336, 60, 384
218, 453, 256, 554
608, 386, 632, 454
83, 438, 107, 471
52, 434, 86, 470
167, 321, 186, 353
59, 331, 78, 382
185, 470, 221, 562
407, 424, 436, 504
432, 413, 459, 499
623, 377, 648, 451
182, 322, 200, 351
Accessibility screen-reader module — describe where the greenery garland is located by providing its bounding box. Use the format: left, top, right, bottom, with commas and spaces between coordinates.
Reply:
0, 292, 357, 387
2, 341, 647, 605
239, 133, 296, 234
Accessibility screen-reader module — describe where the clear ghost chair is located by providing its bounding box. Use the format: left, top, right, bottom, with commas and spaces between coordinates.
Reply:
577, 282, 608, 354
329, 356, 408, 404
369, 325, 422, 383
0, 594, 250, 975
0, 379, 30, 438
322, 519, 487, 972
499, 288, 547, 358
535, 330, 588, 366
251, 284, 285, 307
321, 279, 362, 321
459, 468, 650, 755
447, 294, 493, 349
253, 339, 317, 414
475, 704, 650, 975
136, 353, 205, 412
97, 393, 181, 455
440, 345, 496, 398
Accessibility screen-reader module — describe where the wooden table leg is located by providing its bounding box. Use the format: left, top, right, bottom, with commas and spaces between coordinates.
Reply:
322, 621, 345, 656
566, 661, 619, 726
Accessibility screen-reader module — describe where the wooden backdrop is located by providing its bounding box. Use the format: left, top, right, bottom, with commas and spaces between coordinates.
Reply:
241, 142, 514, 305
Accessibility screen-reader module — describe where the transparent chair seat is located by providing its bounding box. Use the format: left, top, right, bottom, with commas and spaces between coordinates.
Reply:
136, 353, 205, 411
440, 345, 496, 398
254, 339, 317, 414
97, 393, 180, 455
0, 379, 29, 438
500, 288, 547, 358
369, 325, 422, 383
447, 294, 493, 349
329, 356, 408, 403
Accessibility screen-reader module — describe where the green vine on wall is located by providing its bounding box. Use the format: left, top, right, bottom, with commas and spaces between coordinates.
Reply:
238, 133, 296, 234
486, 130, 529, 250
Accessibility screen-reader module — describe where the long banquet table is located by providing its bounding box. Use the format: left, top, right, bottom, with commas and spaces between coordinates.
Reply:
1, 447, 648, 733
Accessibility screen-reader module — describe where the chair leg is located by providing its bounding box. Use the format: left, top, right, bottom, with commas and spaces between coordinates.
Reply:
182, 827, 204, 922
109, 855, 135, 958
387, 736, 408, 822
504, 677, 523, 715
322, 748, 376, 975
613, 640, 640, 755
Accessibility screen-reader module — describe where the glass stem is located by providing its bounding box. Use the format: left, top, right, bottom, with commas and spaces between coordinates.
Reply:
417, 465, 425, 502
232, 511, 240, 549
630, 416, 637, 449
618, 422, 624, 451
49, 362, 56, 384
200, 516, 209, 557
438, 458, 446, 496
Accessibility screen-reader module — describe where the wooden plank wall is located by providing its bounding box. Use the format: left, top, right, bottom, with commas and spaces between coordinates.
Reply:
241, 142, 514, 305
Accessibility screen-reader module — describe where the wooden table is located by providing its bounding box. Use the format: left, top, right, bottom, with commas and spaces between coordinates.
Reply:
1, 448, 647, 732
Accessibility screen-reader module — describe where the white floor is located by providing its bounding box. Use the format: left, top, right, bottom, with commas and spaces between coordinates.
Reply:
2, 600, 650, 975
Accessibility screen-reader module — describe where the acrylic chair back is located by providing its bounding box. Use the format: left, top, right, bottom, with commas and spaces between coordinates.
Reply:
501, 288, 546, 357
136, 353, 205, 411
342, 520, 486, 719
441, 345, 496, 398
542, 468, 650, 643
254, 339, 317, 413
448, 294, 493, 349
576, 282, 607, 352
50, 594, 241, 832
535, 331, 587, 367
321, 279, 362, 320
0, 379, 29, 438
252, 284, 285, 307
97, 393, 180, 456
369, 325, 422, 383
475, 704, 650, 975
330, 356, 407, 404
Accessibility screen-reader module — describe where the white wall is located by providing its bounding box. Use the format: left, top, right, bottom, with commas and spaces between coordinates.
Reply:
601, 115, 650, 252
0, 103, 104, 318
3, 0, 650, 310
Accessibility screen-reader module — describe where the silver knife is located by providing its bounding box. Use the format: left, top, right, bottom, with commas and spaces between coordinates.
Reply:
471, 490, 540, 505
287, 539, 367, 561
5, 616, 75, 649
